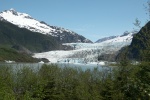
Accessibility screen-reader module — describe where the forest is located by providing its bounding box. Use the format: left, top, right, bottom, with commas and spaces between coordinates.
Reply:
0, 61, 149, 100
0, 1, 150, 100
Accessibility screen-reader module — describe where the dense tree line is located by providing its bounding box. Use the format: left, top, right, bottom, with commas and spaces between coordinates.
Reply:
0, 62, 149, 100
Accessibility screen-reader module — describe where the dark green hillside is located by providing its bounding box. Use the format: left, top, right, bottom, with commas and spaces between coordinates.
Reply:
0, 47, 38, 62
0, 21, 61, 52
116, 21, 150, 61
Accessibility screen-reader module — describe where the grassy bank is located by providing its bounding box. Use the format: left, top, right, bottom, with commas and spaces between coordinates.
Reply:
0, 47, 38, 63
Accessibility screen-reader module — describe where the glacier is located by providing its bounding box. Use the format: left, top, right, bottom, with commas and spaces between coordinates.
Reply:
33, 32, 134, 64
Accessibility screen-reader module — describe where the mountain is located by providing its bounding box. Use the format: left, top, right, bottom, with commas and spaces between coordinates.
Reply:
0, 9, 92, 43
95, 36, 117, 43
116, 22, 150, 61
95, 31, 135, 44
96, 32, 135, 45
0, 20, 62, 52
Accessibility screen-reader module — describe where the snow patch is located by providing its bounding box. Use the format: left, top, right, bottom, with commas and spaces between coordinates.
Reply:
0, 9, 80, 38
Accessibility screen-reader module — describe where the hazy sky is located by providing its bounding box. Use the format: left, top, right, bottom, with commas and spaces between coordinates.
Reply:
0, 0, 148, 42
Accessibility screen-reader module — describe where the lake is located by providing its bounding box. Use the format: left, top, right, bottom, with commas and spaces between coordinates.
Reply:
0, 62, 112, 71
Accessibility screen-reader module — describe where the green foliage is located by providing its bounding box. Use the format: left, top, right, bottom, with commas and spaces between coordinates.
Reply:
135, 62, 150, 99
0, 66, 15, 100
0, 47, 38, 62
0, 63, 149, 99
0, 21, 61, 52
117, 21, 150, 62
112, 61, 139, 99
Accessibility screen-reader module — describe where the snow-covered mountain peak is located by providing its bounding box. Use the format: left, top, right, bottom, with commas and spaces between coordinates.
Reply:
3, 8, 32, 19
0, 9, 69, 34
9, 8, 16, 12
0, 9, 54, 34
0, 9, 92, 43
120, 31, 134, 37
96, 31, 136, 44
7, 8, 17, 14
0, 9, 74, 35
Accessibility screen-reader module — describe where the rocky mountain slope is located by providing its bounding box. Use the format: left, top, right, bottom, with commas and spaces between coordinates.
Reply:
0, 9, 92, 43
95, 31, 137, 43
116, 21, 150, 61
0, 20, 61, 52
95, 36, 117, 43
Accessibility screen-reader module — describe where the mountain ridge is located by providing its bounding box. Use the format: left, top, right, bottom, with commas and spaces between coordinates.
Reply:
95, 31, 137, 43
116, 21, 150, 61
0, 8, 92, 43
0, 20, 62, 52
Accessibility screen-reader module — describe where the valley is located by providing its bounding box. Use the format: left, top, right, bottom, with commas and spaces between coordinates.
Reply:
0, 9, 136, 64
0, 1, 150, 99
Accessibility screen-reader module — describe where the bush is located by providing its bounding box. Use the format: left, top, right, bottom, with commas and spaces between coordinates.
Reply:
0, 63, 149, 99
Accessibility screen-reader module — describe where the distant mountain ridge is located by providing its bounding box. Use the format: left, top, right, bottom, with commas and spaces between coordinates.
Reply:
95, 31, 137, 45
0, 8, 92, 43
95, 36, 117, 43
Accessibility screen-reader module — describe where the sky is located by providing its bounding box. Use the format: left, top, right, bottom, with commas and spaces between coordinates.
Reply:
0, 0, 149, 42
